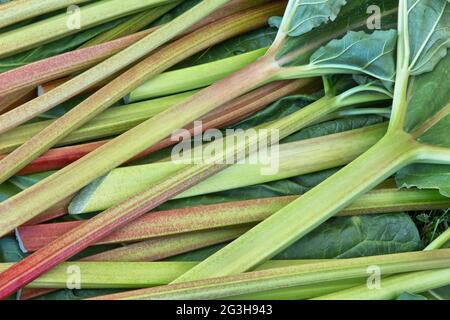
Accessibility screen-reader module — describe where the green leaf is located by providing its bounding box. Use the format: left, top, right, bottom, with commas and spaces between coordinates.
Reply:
9, 172, 54, 190
169, 213, 422, 260
269, 0, 347, 37
0, 182, 21, 202
405, 54, 450, 140
309, 30, 397, 83
396, 164, 450, 197
408, 1, 450, 75
276, 0, 399, 64
0, 237, 26, 263
430, 285, 450, 300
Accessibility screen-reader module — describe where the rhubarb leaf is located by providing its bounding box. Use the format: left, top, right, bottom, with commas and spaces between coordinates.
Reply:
407, 1, 450, 76
276, 0, 399, 63
0, 182, 20, 202
269, 0, 347, 37
0, 237, 26, 263
394, 5, 450, 199
405, 54, 450, 140
308, 30, 397, 84
396, 164, 450, 197
168, 213, 421, 260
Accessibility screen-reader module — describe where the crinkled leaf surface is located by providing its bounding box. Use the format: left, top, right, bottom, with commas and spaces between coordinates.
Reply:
405, 52, 450, 140
269, 0, 347, 37
407, 0, 450, 75
396, 164, 450, 197
309, 30, 397, 83
276, 0, 399, 64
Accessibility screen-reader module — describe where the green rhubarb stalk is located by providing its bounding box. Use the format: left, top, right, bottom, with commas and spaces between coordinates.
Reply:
0, 260, 303, 289
8, 260, 363, 300
18, 188, 450, 252
0, 0, 176, 58
0, 0, 90, 29
173, 133, 423, 282
0, 48, 266, 154
0, 2, 278, 185
0, 3, 283, 230
70, 123, 387, 214
70, 78, 392, 214
0, 0, 392, 224
0, 91, 196, 154
127, 47, 268, 102
0, 1, 398, 297
171, 0, 450, 284
0, 0, 236, 135
425, 228, 450, 251
79, 3, 180, 49
89, 249, 450, 300
316, 269, 450, 300
5, 80, 310, 176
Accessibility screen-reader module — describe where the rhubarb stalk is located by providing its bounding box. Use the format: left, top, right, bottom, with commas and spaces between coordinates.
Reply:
0, 0, 90, 29
0, 3, 281, 184
17, 188, 450, 252
89, 249, 450, 300
0, 0, 398, 297
172, 0, 450, 284
0, 0, 235, 134
0, 0, 176, 58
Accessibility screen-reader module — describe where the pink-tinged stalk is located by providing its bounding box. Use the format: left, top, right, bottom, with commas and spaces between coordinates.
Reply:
0, 161, 228, 299
0, 0, 235, 134
1, 79, 315, 175
89, 249, 450, 300
0, 0, 272, 99
83, 226, 250, 262
0, 5, 283, 298
0, 3, 284, 185
0, 53, 281, 293
16, 225, 251, 300
16, 188, 450, 252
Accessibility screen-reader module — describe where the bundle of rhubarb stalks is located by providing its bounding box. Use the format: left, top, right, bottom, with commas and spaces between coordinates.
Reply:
0, 0, 449, 301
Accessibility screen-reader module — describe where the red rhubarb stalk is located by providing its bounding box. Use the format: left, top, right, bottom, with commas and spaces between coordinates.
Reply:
16, 189, 450, 252
0, 2, 283, 184
1, 79, 314, 175
0, 0, 271, 99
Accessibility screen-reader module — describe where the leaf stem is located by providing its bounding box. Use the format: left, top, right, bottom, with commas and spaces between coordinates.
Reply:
387, 0, 410, 134
0, 0, 235, 134
90, 249, 450, 300
3, 80, 311, 175
172, 133, 422, 282
17, 188, 450, 252
0, 3, 280, 184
